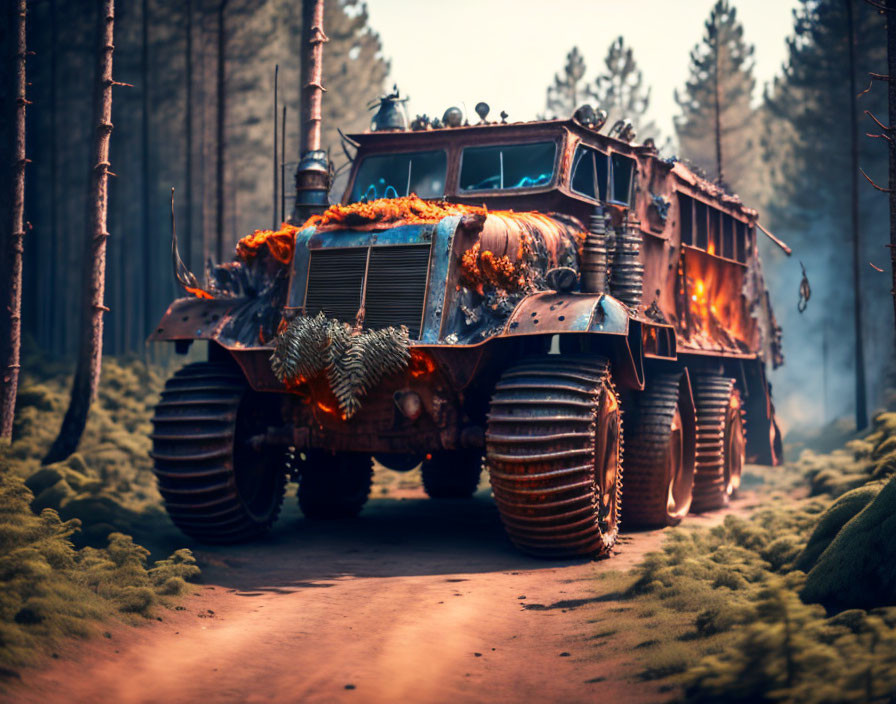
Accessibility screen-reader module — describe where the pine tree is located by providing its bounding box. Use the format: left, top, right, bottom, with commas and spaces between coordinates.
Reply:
674, 0, 756, 192
592, 37, 659, 143
764, 0, 889, 427
545, 47, 593, 119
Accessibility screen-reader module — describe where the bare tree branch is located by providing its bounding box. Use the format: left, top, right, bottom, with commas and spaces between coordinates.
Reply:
861, 167, 894, 192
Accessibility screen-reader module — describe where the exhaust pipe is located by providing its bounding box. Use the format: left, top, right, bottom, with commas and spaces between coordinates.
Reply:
292, 0, 330, 224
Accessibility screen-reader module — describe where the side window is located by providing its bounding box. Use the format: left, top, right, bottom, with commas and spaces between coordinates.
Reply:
722, 214, 735, 260
610, 153, 635, 205
735, 221, 747, 263
708, 207, 721, 256
679, 194, 694, 246
571, 145, 609, 201
695, 200, 708, 250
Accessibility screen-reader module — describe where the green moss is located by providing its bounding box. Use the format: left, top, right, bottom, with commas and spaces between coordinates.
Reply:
793, 481, 885, 573
801, 476, 896, 612
0, 359, 201, 671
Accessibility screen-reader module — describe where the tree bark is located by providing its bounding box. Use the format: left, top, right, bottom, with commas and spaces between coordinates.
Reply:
44, 0, 117, 464
713, 20, 724, 185
887, 0, 896, 326
215, 0, 227, 262
846, 0, 868, 430
141, 0, 152, 352
0, 0, 28, 442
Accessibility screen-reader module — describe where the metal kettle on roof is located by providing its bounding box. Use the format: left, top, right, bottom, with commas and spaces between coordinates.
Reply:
370, 85, 409, 132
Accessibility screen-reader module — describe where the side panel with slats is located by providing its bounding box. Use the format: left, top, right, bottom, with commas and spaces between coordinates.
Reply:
365, 245, 431, 338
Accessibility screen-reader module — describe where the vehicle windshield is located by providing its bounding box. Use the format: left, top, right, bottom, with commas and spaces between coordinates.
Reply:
459, 141, 556, 191
349, 150, 447, 202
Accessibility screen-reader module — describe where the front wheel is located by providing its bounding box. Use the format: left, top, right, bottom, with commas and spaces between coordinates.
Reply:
485, 356, 622, 558
150, 362, 287, 543
298, 452, 373, 519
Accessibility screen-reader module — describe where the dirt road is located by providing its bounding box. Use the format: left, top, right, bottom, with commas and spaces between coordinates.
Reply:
9, 482, 759, 704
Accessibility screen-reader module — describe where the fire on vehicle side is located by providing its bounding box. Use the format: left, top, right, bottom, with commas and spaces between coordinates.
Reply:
147, 7, 784, 559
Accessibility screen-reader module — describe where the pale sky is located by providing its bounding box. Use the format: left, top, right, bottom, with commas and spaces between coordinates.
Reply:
364, 0, 800, 142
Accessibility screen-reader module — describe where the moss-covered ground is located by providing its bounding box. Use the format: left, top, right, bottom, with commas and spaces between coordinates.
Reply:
593, 412, 896, 703
0, 346, 200, 676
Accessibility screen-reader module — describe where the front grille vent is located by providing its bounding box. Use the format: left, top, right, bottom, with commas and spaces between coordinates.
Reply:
305, 244, 431, 338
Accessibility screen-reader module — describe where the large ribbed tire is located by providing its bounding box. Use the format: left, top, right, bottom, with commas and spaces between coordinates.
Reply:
623, 373, 696, 527
485, 356, 622, 558
151, 362, 287, 543
691, 376, 745, 512
298, 452, 373, 519
421, 450, 483, 499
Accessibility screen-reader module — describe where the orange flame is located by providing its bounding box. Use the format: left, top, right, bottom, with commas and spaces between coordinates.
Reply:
305, 194, 487, 230
236, 223, 299, 265
683, 251, 756, 353
184, 285, 214, 300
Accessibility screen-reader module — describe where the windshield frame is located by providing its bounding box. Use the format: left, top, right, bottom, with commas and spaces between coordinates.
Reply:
347, 147, 449, 203
456, 138, 562, 195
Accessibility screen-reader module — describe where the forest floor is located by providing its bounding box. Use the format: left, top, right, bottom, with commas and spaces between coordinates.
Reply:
4, 472, 766, 704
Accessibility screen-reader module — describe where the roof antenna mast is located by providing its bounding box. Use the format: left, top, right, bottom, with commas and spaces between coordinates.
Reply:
292, 0, 329, 224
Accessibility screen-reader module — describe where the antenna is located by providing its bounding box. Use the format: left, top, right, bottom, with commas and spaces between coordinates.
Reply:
281, 105, 287, 223
273, 64, 278, 229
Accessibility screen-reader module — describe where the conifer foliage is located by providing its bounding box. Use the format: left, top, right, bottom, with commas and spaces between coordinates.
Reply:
592, 37, 659, 143
674, 0, 756, 189
545, 47, 593, 119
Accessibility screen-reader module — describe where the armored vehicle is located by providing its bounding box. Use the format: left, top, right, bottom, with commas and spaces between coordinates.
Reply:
150, 6, 783, 557
149, 97, 784, 558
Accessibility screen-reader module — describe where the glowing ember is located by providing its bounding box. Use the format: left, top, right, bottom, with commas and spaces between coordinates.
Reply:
408, 349, 436, 377
183, 285, 214, 300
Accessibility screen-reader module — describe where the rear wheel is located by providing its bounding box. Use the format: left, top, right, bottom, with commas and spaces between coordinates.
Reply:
298, 452, 373, 519
623, 373, 696, 527
421, 450, 483, 499
150, 362, 286, 543
691, 376, 745, 512
485, 356, 622, 558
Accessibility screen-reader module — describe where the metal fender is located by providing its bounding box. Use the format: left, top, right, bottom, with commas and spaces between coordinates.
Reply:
501, 291, 630, 337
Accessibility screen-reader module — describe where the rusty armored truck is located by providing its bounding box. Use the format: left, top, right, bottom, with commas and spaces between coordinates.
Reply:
149, 89, 784, 558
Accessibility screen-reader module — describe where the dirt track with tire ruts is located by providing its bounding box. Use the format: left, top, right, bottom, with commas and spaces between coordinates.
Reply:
7, 482, 761, 704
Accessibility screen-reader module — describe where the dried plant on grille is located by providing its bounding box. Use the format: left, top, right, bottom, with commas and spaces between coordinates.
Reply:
270, 314, 411, 418
269, 312, 332, 382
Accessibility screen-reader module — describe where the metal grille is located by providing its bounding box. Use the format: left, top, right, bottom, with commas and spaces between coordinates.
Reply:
304, 244, 431, 338
305, 248, 367, 323
365, 245, 431, 338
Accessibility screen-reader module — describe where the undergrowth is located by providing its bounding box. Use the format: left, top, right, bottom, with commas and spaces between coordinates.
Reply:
595, 412, 896, 703
0, 470, 199, 670
0, 344, 200, 675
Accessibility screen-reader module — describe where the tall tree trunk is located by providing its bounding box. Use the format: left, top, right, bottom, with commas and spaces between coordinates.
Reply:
44, 0, 117, 464
140, 0, 152, 351
185, 0, 194, 269
713, 26, 724, 185
846, 0, 868, 430
888, 0, 896, 327
215, 0, 227, 262
48, 0, 59, 353
0, 0, 28, 442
